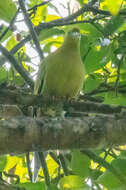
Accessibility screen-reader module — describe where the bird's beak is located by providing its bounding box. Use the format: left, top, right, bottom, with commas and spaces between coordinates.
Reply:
72, 31, 81, 39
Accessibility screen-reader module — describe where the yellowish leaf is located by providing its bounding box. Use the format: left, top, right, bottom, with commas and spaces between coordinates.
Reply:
100, 0, 123, 15
32, 6, 47, 26
45, 14, 61, 22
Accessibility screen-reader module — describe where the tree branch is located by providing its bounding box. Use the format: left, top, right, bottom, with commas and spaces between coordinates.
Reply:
0, 8, 20, 41
0, 115, 126, 154
0, 0, 111, 67
82, 150, 126, 185
19, 0, 44, 60
0, 44, 34, 89
28, 0, 51, 12
0, 0, 108, 64
0, 89, 125, 115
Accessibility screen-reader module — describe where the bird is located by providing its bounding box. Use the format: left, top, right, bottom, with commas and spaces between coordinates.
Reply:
34, 27, 85, 99
32, 27, 85, 182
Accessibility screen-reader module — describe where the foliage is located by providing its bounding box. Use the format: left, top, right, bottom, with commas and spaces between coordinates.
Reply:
0, 0, 126, 189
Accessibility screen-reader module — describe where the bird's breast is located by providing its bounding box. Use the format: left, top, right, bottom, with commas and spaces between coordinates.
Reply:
42, 53, 85, 98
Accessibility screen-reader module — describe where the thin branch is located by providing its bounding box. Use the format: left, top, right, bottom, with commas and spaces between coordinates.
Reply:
58, 0, 102, 22
0, 0, 111, 66
0, 8, 20, 41
37, 15, 108, 31
0, 15, 107, 67
14, 0, 110, 54
36, 0, 106, 30
0, 44, 34, 89
10, 35, 30, 55
58, 153, 69, 176
115, 55, 124, 96
84, 83, 126, 96
0, 0, 124, 67
82, 150, 126, 185
0, 35, 30, 67
0, 89, 125, 114
38, 152, 50, 187
28, 0, 52, 12
88, 7, 110, 16
26, 153, 32, 182
90, 6, 126, 16
19, 0, 44, 60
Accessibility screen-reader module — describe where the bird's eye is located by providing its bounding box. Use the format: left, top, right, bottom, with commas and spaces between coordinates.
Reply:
71, 31, 81, 39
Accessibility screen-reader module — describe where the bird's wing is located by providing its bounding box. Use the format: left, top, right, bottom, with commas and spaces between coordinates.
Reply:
34, 60, 46, 95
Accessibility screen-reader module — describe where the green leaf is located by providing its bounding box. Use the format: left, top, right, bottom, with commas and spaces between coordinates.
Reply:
112, 158, 126, 176
120, 150, 126, 159
84, 74, 102, 93
39, 28, 64, 42
71, 150, 90, 177
0, 0, 17, 22
6, 36, 18, 51
80, 35, 90, 58
98, 155, 126, 189
16, 182, 46, 190
47, 184, 60, 190
43, 41, 62, 53
79, 23, 103, 41
103, 15, 125, 36
32, 5, 47, 26
0, 25, 12, 42
104, 92, 126, 106
28, 0, 43, 8
97, 170, 122, 189
0, 67, 8, 84
100, 151, 114, 164
13, 75, 25, 86
58, 175, 85, 190
0, 155, 7, 171
84, 44, 111, 73
90, 169, 103, 180
105, 0, 123, 15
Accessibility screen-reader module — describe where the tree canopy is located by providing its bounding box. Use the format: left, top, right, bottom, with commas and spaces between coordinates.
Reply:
0, 0, 126, 190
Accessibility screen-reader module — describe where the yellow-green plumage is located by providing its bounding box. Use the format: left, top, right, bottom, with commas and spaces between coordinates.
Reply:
34, 28, 85, 99
32, 28, 85, 182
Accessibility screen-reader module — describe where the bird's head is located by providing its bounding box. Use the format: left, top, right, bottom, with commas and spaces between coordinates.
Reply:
67, 27, 81, 40
63, 27, 81, 49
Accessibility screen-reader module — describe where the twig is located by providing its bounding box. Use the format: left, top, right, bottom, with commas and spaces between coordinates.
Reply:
1, 0, 111, 61
26, 153, 32, 182
28, 0, 52, 12
10, 35, 30, 55
115, 55, 124, 96
0, 35, 30, 67
0, 0, 124, 67
3, 172, 20, 184
0, 15, 107, 67
84, 82, 126, 96
82, 150, 126, 185
58, 153, 69, 176
38, 152, 50, 187
37, 15, 108, 31
0, 44, 34, 89
0, 8, 20, 41
49, 152, 60, 165
19, 0, 44, 60
41, 0, 104, 24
